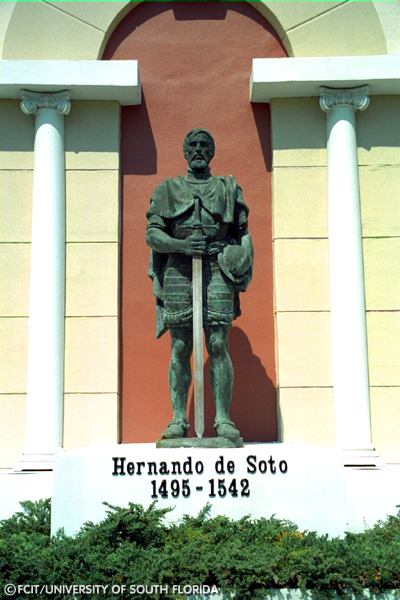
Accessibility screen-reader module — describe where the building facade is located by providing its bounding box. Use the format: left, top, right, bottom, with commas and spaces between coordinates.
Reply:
1, 0, 400, 471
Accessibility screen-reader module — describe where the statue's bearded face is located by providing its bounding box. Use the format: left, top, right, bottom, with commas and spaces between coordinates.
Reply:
185, 133, 213, 172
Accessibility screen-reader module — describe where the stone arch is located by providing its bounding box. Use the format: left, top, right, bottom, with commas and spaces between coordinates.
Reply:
0, 1, 390, 61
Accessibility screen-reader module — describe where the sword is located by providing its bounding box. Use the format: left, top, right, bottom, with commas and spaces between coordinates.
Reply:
192, 195, 204, 438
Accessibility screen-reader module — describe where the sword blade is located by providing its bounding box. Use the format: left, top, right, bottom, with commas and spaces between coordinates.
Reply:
192, 254, 204, 438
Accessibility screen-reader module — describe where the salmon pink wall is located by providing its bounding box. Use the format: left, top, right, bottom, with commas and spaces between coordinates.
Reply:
103, 2, 286, 442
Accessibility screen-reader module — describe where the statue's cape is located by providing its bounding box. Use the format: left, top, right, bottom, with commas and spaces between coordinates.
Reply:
146, 175, 248, 223
147, 175, 250, 338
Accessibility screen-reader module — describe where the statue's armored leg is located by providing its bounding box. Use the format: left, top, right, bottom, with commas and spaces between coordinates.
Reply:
204, 325, 240, 439
162, 327, 192, 438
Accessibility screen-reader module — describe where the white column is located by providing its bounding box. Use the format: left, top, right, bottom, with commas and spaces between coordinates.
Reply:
18, 90, 71, 470
319, 86, 377, 464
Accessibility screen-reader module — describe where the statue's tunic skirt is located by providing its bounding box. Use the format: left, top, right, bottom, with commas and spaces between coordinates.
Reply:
163, 253, 236, 327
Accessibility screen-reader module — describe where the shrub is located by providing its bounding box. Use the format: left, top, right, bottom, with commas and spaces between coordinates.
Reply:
0, 500, 399, 599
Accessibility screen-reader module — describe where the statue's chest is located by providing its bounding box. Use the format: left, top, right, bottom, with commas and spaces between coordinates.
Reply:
171, 181, 227, 240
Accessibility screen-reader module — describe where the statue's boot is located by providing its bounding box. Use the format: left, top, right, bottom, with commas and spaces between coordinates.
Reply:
161, 417, 189, 439
214, 420, 240, 440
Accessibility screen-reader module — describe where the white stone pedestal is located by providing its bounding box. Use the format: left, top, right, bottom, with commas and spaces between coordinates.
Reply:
51, 442, 347, 537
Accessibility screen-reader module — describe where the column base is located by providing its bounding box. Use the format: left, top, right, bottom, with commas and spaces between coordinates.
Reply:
15, 448, 64, 471
339, 448, 382, 467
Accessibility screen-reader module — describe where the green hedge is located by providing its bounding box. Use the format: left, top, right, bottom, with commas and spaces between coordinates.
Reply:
0, 500, 400, 599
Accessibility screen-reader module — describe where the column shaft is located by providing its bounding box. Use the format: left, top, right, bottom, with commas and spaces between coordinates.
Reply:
320, 87, 374, 455
19, 91, 70, 468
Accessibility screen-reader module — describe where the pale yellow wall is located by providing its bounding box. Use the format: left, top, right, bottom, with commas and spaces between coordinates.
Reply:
271, 97, 334, 447
356, 97, 400, 461
0, 396, 26, 469
278, 388, 335, 446
1, 1, 136, 60
256, 1, 387, 57
0, 1, 389, 60
370, 388, 400, 464
63, 394, 118, 449
358, 96, 400, 461
0, 100, 32, 468
63, 101, 120, 451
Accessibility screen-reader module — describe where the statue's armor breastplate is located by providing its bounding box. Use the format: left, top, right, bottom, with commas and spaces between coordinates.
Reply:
169, 177, 230, 241
171, 205, 229, 241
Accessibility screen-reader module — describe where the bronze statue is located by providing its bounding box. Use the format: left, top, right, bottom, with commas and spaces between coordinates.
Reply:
146, 129, 253, 443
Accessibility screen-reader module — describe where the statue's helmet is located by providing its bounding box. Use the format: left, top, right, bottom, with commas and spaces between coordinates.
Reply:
218, 245, 252, 286
183, 128, 215, 160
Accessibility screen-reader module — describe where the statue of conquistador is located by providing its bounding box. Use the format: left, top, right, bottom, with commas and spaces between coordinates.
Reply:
146, 129, 253, 441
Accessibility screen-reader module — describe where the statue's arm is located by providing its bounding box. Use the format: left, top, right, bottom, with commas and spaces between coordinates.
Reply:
240, 229, 253, 260
146, 227, 207, 256
234, 192, 253, 259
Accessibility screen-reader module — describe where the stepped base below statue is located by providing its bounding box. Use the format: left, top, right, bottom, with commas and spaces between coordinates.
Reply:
156, 436, 244, 448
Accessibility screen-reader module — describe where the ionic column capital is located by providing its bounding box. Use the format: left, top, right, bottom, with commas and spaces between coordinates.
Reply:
319, 86, 370, 113
20, 89, 71, 116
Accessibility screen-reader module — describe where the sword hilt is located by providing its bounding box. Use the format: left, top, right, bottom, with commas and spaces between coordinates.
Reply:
192, 195, 203, 240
